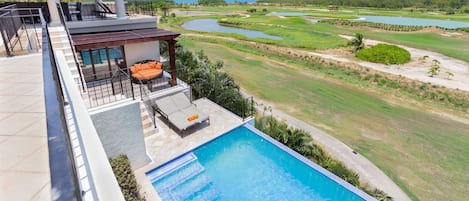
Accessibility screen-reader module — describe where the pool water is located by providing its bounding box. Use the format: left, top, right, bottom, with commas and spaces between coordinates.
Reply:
148, 125, 374, 201
181, 19, 282, 40
359, 15, 469, 29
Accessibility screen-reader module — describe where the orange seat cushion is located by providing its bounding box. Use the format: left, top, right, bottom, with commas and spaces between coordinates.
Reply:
132, 69, 162, 80
187, 114, 199, 122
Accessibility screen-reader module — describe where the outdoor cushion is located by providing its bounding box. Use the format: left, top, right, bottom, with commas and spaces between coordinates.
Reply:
132, 69, 162, 80
187, 114, 199, 122
171, 93, 192, 109
181, 107, 208, 123
130, 63, 142, 74
154, 92, 210, 131
148, 61, 162, 69
155, 96, 179, 115
168, 111, 191, 131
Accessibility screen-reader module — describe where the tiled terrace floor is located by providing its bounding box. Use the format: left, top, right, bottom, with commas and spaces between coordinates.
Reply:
135, 98, 246, 200
0, 54, 50, 201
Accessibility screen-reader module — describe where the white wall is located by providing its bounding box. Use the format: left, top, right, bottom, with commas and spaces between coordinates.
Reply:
124, 41, 160, 67
90, 102, 149, 169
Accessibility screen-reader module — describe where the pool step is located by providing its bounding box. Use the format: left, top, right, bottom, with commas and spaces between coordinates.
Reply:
147, 152, 198, 181
171, 173, 217, 200
186, 182, 221, 201
150, 152, 222, 201
153, 161, 205, 192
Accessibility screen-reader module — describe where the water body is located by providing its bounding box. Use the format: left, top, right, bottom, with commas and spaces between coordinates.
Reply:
267, 12, 311, 16
174, 0, 256, 3
359, 15, 469, 28
181, 19, 282, 40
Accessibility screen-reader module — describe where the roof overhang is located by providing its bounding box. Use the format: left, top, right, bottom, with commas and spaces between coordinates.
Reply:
71, 28, 180, 51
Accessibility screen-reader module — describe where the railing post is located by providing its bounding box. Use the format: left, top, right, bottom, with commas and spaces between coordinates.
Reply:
0, 18, 12, 56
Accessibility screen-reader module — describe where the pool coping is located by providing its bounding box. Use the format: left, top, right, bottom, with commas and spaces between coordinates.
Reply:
145, 123, 377, 201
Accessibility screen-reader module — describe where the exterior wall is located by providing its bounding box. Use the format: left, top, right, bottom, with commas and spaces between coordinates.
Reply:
124, 41, 160, 66
90, 102, 149, 169
67, 17, 157, 34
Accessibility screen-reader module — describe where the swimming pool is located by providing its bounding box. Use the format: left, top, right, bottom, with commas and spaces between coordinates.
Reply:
147, 124, 375, 201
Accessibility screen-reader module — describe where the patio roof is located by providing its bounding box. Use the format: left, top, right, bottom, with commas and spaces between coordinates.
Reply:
71, 28, 180, 50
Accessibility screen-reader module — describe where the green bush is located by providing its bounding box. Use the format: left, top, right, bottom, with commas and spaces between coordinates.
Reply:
109, 155, 145, 201
356, 44, 411, 65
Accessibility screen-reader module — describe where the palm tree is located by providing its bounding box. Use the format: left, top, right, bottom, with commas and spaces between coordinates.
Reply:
348, 33, 365, 52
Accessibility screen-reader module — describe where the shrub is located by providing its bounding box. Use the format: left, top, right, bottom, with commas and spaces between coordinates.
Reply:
109, 155, 145, 201
356, 44, 411, 65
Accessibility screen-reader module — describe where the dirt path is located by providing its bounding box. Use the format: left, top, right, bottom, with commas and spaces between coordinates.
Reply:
339, 34, 469, 91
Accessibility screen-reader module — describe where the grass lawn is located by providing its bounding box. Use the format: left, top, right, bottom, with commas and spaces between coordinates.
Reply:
178, 37, 469, 201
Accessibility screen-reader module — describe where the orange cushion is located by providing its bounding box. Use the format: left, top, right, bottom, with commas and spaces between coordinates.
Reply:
156, 62, 162, 69
187, 114, 199, 122
130, 63, 142, 74
132, 69, 162, 80
140, 63, 152, 71
148, 61, 157, 68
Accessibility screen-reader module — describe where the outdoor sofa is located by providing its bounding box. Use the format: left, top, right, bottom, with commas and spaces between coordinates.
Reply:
154, 93, 210, 131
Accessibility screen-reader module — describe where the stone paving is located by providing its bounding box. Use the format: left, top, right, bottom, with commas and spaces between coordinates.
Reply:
0, 54, 50, 201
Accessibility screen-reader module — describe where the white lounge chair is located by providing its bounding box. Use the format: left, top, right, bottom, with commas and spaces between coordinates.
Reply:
154, 93, 209, 131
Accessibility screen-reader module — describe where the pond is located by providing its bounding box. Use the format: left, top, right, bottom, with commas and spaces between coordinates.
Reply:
267, 12, 311, 17
181, 19, 283, 40
358, 16, 469, 28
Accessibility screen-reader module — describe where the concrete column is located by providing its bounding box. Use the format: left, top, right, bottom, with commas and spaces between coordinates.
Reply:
115, 0, 127, 19
47, 0, 61, 26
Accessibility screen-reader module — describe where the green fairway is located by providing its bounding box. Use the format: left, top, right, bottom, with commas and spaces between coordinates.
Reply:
179, 37, 469, 201
211, 15, 469, 62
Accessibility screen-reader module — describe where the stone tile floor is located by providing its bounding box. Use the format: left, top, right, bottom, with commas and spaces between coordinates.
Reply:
135, 98, 245, 201
0, 54, 50, 201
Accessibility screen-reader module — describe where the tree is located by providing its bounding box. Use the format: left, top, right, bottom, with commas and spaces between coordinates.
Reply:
158, 2, 169, 17
348, 33, 365, 53
198, 0, 226, 5
428, 59, 441, 77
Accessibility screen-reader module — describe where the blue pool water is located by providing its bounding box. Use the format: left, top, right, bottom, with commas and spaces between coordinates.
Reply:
181, 19, 282, 40
359, 15, 469, 29
147, 125, 374, 201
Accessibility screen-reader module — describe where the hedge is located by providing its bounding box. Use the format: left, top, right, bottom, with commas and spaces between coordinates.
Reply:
109, 155, 145, 201
356, 44, 411, 65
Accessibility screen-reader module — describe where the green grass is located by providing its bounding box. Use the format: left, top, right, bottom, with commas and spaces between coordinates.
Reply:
185, 15, 469, 62
179, 37, 469, 201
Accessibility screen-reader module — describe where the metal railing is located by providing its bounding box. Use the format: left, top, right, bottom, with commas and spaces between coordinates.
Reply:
0, 4, 42, 57
41, 8, 82, 201
56, 2, 85, 92
83, 66, 186, 109
84, 69, 136, 108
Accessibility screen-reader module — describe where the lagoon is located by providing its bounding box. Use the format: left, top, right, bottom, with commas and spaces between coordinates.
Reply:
359, 16, 469, 28
181, 19, 282, 40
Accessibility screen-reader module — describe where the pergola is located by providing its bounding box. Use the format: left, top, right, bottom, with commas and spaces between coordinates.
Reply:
71, 28, 181, 86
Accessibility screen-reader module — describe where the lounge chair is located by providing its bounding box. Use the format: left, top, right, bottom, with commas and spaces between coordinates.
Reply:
154, 93, 209, 131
